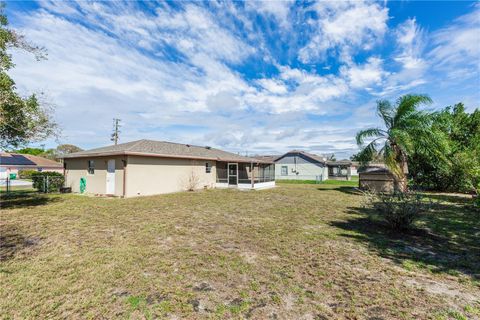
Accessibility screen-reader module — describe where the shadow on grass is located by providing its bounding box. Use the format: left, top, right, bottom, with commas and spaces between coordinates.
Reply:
317, 186, 363, 196
0, 190, 61, 209
331, 201, 480, 279
0, 226, 41, 262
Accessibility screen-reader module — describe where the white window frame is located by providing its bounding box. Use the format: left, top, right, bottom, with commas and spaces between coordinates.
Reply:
281, 166, 288, 176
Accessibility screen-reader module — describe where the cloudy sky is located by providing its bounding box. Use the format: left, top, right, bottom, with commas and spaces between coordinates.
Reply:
7, 1, 480, 158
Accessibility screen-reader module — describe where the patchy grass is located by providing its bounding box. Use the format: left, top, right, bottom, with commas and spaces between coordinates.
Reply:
1, 184, 478, 319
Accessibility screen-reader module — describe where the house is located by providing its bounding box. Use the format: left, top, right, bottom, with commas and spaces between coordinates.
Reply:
62, 139, 275, 197
265, 151, 364, 181
273, 150, 329, 181
326, 159, 357, 180
0, 153, 63, 179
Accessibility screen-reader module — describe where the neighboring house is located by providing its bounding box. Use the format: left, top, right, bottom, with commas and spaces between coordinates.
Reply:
264, 151, 366, 181
0, 153, 63, 179
326, 160, 356, 180
273, 151, 329, 181
62, 139, 275, 197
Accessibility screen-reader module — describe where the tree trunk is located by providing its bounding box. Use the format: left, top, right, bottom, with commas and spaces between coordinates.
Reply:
394, 156, 409, 193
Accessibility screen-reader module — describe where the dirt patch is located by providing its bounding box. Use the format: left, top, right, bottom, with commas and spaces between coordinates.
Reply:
404, 277, 479, 303
240, 251, 257, 264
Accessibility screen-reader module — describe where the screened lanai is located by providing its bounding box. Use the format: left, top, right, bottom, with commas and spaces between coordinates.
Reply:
216, 161, 275, 189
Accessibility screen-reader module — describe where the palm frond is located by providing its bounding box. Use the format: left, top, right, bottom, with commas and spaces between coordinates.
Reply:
389, 128, 414, 154
355, 128, 385, 145
376, 100, 394, 129
394, 94, 432, 125
383, 142, 403, 179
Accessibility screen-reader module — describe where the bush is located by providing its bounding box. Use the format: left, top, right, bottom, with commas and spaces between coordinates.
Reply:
18, 169, 38, 180
31, 172, 65, 193
363, 191, 429, 231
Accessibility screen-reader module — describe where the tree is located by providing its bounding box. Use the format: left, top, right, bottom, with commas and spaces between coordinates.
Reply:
356, 94, 448, 192
55, 144, 83, 156
327, 154, 336, 161
0, 3, 57, 149
409, 103, 480, 192
10, 147, 45, 156
9, 143, 83, 161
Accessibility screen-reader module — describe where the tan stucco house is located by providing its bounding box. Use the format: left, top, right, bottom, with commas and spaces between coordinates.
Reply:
62, 139, 275, 197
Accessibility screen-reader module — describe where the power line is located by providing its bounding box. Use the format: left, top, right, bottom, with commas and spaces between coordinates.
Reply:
111, 118, 121, 145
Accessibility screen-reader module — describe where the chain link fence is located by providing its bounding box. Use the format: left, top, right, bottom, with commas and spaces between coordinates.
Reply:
1, 174, 66, 194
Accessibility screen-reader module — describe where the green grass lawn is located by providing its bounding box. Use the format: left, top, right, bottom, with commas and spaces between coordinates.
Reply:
278, 176, 359, 187
1, 185, 479, 319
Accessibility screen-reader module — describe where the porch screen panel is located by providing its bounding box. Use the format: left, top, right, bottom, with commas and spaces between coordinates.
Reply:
238, 163, 251, 184
216, 162, 228, 183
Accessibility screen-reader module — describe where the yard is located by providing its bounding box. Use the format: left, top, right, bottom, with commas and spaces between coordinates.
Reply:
1, 183, 479, 319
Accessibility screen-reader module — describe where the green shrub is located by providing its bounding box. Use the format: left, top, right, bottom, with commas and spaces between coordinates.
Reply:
474, 187, 480, 211
31, 172, 65, 193
364, 191, 429, 231
18, 169, 38, 180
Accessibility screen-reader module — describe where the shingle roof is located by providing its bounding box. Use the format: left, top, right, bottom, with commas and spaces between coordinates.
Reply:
253, 155, 282, 163
0, 153, 63, 168
327, 160, 353, 166
62, 139, 272, 163
276, 150, 327, 164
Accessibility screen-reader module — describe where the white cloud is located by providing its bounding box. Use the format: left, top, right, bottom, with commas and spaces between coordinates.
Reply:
428, 4, 480, 78
394, 18, 426, 70
256, 78, 288, 94
341, 57, 387, 89
246, 1, 294, 28
299, 1, 388, 63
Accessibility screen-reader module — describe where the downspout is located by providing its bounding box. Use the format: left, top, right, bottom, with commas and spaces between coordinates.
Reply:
122, 156, 127, 197
251, 161, 254, 189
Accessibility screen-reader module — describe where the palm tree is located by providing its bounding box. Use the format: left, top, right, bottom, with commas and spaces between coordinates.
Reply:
356, 94, 445, 192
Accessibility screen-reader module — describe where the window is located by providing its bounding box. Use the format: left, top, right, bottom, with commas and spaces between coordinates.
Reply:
87, 160, 95, 175
281, 166, 288, 176
205, 162, 211, 173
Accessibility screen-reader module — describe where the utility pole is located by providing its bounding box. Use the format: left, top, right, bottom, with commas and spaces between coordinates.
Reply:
111, 118, 121, 145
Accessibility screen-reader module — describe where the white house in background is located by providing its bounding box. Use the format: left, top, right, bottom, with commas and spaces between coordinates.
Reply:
259, 150, 359, 181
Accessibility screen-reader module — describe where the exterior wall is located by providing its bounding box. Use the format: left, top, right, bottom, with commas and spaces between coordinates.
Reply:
64, 156, 125, 196
359, 173, 395, 193
275, 154, 327, 181
350, 167, 358, 176
125, 156, 216, 197
0, 166, 63, 179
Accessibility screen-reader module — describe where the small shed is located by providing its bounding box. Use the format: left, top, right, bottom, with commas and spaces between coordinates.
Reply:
359, 167, 395, 193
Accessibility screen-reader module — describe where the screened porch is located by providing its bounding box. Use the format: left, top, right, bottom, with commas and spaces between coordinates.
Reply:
216, 161, 275, 190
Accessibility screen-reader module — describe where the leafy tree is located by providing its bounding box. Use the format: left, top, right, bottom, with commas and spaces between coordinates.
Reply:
56, 144, 83, 156
350, 150, 383, 164
409, 103, 480, 192
10, 147, 45, 155
356, 94, 448, 192
9, 143, 83, 161
0, 3, 57, 149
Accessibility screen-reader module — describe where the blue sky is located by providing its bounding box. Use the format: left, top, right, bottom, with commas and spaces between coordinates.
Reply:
7, 1, 480, 158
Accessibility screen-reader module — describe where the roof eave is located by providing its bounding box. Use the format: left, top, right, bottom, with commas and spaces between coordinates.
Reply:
62, 151, 272, 164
